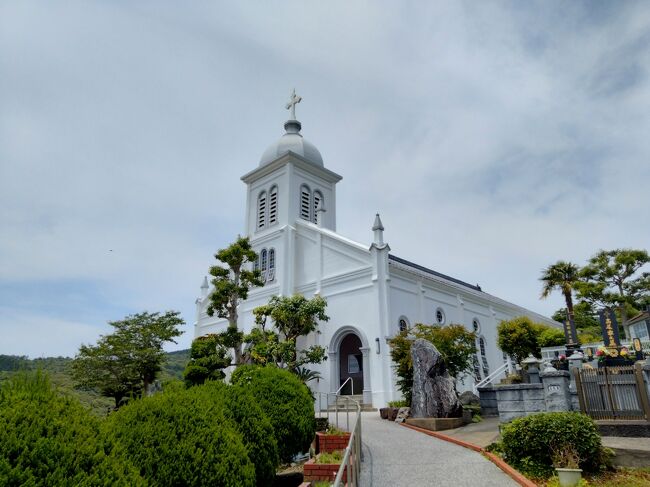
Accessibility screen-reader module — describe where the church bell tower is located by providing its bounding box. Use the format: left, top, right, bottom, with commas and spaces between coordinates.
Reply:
240, 90, 343, 238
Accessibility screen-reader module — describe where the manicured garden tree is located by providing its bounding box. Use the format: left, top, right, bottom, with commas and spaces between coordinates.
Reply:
105, 384, 256, 487
0, 371, 144, 485
231, 365, 315, 463
183, 333, 232, 386
388, 323, 476, 403
249, 294, 329, 372
196, 381, 280, 485
206, 236, 264, 365
498, 412, 610, 478
497, 316, 541, 364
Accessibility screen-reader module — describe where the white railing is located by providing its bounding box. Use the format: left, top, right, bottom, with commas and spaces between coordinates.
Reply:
472, 358, 514, 394
315, 392, 362, 487
333, 395, 361, 487
335, 376, 354, 396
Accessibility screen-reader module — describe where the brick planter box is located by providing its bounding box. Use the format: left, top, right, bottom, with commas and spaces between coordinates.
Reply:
316, 431, 351, 454
303, 456, 347, 483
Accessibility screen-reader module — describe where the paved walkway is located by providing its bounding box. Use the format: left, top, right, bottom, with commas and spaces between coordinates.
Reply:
359, 413, 518, 487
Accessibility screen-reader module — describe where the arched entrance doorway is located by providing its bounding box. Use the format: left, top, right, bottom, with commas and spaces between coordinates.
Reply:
329, 326, 372, 404
338, 333, 363, 395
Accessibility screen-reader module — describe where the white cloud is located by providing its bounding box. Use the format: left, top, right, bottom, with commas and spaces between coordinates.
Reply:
1, 1, 649, 356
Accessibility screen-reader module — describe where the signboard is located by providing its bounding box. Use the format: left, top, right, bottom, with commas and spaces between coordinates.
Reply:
599, 307, 621, 348
632, 338, 644, 361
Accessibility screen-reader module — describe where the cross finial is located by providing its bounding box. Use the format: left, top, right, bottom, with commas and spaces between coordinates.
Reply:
285, 88, 302, 120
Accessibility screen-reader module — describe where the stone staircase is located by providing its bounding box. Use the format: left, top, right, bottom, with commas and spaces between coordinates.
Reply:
326, 394, 376, 412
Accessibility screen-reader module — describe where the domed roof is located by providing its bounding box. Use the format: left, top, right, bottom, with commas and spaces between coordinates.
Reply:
259, 120, 323, 167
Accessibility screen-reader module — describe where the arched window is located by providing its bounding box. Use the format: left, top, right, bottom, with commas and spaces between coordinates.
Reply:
479, 336, 489, 377
398, 316, 409, 332
260, 249, 268, 281
257, 191, 267, 230
300, 184, 311, 221
268, 248, 276, 281
472, 318, 481, 333
435, 307, 446, 325
269, 186, 278, 225
313, 190, 323, 224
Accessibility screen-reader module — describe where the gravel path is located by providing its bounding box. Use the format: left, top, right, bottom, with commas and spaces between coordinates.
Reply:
359, 412, 518, 486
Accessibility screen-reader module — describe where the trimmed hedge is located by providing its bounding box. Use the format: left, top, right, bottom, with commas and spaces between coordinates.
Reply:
105, 385, 256, 487
185, 380, 279, 485
500, 412, 609, 477
0, 371, 143, 486
231, 365, 315, 462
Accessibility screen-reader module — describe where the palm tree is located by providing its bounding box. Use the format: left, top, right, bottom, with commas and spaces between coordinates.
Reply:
540, 261, 581, 347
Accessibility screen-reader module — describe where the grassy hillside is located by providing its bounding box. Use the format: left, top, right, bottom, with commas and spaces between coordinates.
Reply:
0, 349, 190, 415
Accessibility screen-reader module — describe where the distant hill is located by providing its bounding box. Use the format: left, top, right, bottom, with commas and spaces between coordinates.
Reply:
0, 349, 190, 415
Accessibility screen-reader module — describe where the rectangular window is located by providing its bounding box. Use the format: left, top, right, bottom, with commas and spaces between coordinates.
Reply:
347, 354, 361, 374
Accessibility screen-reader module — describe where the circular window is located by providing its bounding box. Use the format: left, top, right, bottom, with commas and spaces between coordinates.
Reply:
435, 308, 445, 325
472, 318, 481, 333
398, 317, 408, 332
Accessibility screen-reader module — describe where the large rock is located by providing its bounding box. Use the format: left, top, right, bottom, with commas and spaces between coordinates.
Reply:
410, 339, 462, 418
459, 391, 480, 406
394, 407, 411, 423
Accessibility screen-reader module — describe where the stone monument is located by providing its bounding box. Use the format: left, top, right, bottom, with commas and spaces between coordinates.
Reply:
406, 339, 463, 431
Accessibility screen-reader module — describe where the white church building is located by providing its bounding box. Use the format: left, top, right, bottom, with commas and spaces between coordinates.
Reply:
194, 93, 558, 407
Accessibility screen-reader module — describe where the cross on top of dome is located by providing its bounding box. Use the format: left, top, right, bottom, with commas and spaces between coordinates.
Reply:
285, 89, 302, 120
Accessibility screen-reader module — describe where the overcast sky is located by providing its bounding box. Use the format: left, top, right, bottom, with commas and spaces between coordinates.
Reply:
1, 1, 649, 358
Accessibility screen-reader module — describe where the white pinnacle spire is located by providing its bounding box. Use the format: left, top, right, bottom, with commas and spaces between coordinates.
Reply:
372, 213, 384, 245
200, 276, 209, 297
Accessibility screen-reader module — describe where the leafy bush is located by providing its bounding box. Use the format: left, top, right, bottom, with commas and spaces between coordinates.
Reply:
231, 365, 315, 462
388, 399, 409, 408
500, 412, 609, 478
0, 371, 144, 486
105, 384, 256, 487
188, 381, 279, 486
537, 327, 566, 348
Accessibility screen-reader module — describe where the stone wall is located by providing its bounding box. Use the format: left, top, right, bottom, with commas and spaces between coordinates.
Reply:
493, 383, 544, 422
477, 386, 497, 417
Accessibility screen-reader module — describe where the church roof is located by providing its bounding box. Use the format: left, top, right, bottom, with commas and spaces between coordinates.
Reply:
388, 254, 482, 292
259, 119, 323, 167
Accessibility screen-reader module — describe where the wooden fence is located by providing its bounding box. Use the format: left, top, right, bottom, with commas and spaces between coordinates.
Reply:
574, 364, 650, 421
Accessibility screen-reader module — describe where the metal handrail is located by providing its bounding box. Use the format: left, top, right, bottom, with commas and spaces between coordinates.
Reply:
473, 359, 513, 393
314, 392, 362, 486
335, 376, 354, 396
332, 395, 362, 487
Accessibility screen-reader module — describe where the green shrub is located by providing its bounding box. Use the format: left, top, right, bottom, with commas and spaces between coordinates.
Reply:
188, 380, 279, 486
500, 412, 608, 478
105, 385, 255, 487
231, 365, 315, 462
388, 399, 409, 408
0, 371, 144, 486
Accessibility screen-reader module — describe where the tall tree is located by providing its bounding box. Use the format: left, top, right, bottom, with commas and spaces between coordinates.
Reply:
497, 316, 541, 364
577, 249, 650, 329
72, 311, 184, 407
540, 261, 581, 346
250, 294, 329, 371
206, 236, 264, 365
